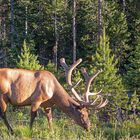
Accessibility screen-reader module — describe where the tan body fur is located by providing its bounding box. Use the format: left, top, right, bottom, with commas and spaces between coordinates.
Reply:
0, 69, 55, 106
0, 68, 90, 134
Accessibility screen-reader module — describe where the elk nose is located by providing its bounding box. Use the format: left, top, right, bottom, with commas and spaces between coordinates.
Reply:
84, 123, 91, 131
84, 125, 90, 131
88, 124, 91, 131
86, 122, 91, 131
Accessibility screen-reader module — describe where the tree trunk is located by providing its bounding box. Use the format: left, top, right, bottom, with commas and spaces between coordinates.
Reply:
53, 0, 58, 71
25, 6, 28, 36
72, 0, 76, 63
98, 0, 102, 45
0, 3, 7, 41
10, 0, 14, 48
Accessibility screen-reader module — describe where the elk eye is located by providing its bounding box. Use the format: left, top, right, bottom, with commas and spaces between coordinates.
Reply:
81, 113, 84, 118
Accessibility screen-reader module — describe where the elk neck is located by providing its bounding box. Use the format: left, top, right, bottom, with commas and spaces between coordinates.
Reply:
53, 79, 80, 118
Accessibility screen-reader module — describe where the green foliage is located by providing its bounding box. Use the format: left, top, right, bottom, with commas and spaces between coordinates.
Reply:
103, 1, 130, 72
90, 30, 128, 121
76, 0, 98, 60
124, 43, 140, 92
130, 91, 140, 110
16, 40, 44, 70
45, 60, 55, 73
125, 0, 140, 47
92, 29, 123, 95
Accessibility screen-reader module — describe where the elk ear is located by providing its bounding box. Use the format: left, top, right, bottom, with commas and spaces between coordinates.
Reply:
71, 103, 84, 110
76, 104, 86, 110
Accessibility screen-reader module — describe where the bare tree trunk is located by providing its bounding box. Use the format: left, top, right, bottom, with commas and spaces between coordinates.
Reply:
98, 0, 102, 45
72, 0, 76, 63
53, 0, 58, 71
0, 4, 7, 41
122, 0, 126, 12
25, 6, 28, 36
0, 15, 2, 41
10, 0, 14, 48
3, 23, 6, 40
0, 2, 8, 67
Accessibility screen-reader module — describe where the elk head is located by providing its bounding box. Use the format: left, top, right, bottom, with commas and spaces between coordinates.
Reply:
60, 58, 108, 130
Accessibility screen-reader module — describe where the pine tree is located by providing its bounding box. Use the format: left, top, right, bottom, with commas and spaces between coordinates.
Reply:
91, 29, 127, 120
92, 29, 123, 94
46, 60, 55, 73
17, 40, 44, 70
103, 1, 130, 74
124, 43, 140, 92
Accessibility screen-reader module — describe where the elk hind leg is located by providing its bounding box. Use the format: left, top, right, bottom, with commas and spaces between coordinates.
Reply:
0, 96, 14, 134
44, 108, 53, 130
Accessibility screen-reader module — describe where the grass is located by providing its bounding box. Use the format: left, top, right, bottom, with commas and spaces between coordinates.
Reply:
0, 109, 140, 140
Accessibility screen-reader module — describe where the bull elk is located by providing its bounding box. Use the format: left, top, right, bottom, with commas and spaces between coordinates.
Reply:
0, 58, 108, 134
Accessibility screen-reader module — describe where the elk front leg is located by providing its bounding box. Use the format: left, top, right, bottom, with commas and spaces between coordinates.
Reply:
0, 95, 14, 134
30, 101, 41, 129
44, 108, 53, 130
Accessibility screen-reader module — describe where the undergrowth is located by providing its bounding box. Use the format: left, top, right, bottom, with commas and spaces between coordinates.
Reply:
0, 108, 140, 140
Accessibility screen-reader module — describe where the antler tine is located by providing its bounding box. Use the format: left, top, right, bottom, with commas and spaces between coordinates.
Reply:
96, 96, 104, 107
67, 58, 82, 86
60, 58, 82, 85
82, 95, 107, 109
81, 68, 102, 102
90, 95, 100, 105
86, 70, 102, 96
86, 95, 108, 109
60, 58, 83, 102
96, 98, 108, 109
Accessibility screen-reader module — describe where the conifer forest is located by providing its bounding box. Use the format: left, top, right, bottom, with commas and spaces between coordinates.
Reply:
0, 0, 140, 139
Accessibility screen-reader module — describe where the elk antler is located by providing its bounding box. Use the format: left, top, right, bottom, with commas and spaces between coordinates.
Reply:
81, 68, 102, 102
60, 58, 108, 109
81, 68, 108, 109
60, 58, 83, 102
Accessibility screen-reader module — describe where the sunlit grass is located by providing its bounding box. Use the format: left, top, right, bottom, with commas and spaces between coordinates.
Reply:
0, 109, 140, 140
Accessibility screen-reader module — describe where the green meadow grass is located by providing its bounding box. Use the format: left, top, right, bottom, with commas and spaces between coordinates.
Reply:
0, 110, 140, 140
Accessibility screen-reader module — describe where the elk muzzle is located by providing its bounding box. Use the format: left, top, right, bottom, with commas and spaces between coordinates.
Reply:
81, 119, 91, 131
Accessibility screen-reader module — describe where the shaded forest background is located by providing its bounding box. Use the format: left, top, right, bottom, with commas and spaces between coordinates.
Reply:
0, 0, 140, 122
